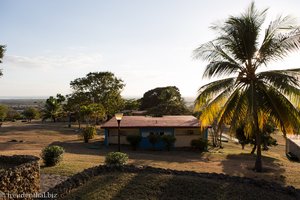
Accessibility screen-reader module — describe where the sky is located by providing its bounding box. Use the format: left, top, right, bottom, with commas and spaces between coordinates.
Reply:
1, 0, 300, 98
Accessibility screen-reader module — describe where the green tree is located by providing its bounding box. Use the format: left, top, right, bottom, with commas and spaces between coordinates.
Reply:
6, 108, 21, 121
80, 103, 105, 125
43, 94, 65, 122
0, 45, 6, 77
194, 3, 300, 172
236, 123, 277, 152
64, 92, 89, 128
0, 104, 8, 121
123, 99, 141, 111
70, 72, 125, 119
140, 86, 189, 116
23, 107, 39, 122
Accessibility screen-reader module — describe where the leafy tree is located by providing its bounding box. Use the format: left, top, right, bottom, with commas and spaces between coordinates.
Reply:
80, 126, 97, 143
140, 86, 189, 116
64, 92, 89, 128
23, 107, 39, 122
80, 103, 105, 125
0, 104, 8, 121
0, 45, 5, 77
236, 123, 277, 152
6, 108, 21, 121
122, 99, 141, 111
70, 72, 125, 119
194, 3, 300, 172
43, 94, 65, 122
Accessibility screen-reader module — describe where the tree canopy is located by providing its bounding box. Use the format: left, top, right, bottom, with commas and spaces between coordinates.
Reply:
70, 72, 125, 119
0, 104, 8, 121
43, 94, 66, 122
140, 86, 189, 116
194, 2, 300, 172
23, 107, 39, 122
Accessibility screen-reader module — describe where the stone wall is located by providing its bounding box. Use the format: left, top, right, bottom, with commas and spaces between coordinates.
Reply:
0, 155, 40, 199
44, 165, 300, 200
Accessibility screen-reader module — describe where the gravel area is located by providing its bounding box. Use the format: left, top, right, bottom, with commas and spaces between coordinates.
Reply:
40, 173, 69, 193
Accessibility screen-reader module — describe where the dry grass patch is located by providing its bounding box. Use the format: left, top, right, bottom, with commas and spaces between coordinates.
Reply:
0, 122, 299, 188
63, 171, 299, 200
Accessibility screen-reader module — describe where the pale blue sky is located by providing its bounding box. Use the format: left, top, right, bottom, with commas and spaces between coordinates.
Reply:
1, 0, 300, 98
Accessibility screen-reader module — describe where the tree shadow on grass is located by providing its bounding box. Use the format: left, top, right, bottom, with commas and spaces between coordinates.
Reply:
48, 140, 209, 165
49, 140, 105, 156
64, 171, 298, 200
0, 122, 78, 135
220, 153, 286, 186
110, 172, 221, 200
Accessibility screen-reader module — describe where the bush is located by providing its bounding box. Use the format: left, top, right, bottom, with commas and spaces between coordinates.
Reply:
41, 145, 64, 166
105, 152, 128, 167
161, 135, 176, 151
81, 126, 97, 143
148, 134, 161, 148
191, 138, 208, 151
126, 135, 142, 150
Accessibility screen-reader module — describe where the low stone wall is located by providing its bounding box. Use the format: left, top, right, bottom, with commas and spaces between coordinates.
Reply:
0, 155, 40, 199
45, 165, 300, 200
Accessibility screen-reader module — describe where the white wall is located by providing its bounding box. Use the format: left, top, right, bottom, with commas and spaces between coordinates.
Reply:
174, 128, 203, 147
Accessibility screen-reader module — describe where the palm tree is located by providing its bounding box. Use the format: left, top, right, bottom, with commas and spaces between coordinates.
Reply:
43, 95, 65, 122
193, 2, 300, 172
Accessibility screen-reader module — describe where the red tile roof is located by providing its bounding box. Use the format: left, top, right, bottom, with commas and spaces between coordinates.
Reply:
101, 115, 200, 128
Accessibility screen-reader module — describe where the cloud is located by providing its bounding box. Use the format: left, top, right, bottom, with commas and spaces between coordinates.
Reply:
3, 52, 104, 70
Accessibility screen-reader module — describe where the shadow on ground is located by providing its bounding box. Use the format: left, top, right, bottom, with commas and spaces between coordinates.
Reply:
221, 153, 286, 185
50, 140, 208, 164
63, 170, 298, 200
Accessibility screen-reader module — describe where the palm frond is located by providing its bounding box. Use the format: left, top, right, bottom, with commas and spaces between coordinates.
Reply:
257, 16, 300, 67
258, 69, 300, 98
194, 78, 236, 109
258, 84, 300, 134
228, 88, 251, 134
198, 87, 234, 127
216, 89, 242, 131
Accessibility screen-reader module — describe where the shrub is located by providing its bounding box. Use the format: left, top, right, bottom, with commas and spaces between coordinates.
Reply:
161, 135, 176, 151
191, 138, 208, 151
147, 134, 161, 148
41, 145, 64, 166
126, 135, 142, 150
81, 126, 97, 143
105, 152, 128, 167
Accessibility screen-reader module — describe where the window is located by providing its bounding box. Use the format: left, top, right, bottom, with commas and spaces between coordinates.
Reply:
142, 132, 150, 137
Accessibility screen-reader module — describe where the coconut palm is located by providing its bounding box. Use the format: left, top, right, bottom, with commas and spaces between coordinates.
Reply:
193, 2, 300, 172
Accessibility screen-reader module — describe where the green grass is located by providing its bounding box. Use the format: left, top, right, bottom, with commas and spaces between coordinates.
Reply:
63, 171, 298, 200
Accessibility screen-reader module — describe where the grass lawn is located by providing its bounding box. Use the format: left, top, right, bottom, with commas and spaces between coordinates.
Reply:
62, 171, 298, 200
0, 121, 299, 189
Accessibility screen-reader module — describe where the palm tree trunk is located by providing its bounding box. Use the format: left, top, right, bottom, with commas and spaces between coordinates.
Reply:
219, 130, 223, 148
255, 131, 262, 172
251, 81, 262, 172
251, 144, 256, 154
